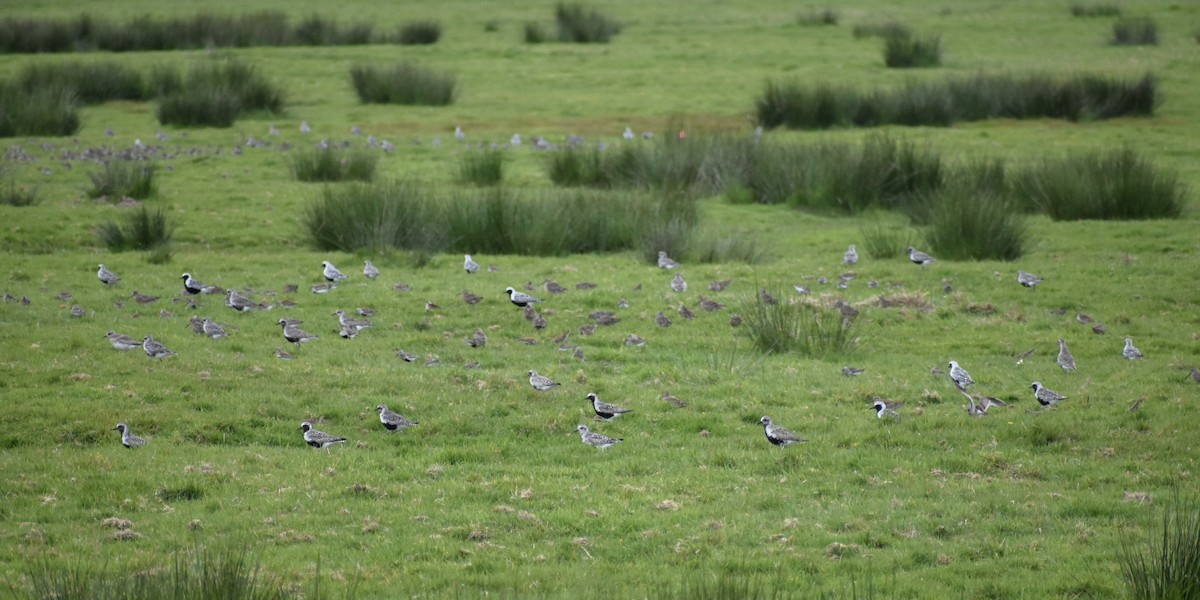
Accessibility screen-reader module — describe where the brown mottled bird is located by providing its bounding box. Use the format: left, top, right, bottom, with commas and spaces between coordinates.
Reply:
661, 390, 688, 408
655, 311, 672, 328
131, 290, 159, 304
461, 290, 483, 305
466, 328, 487, 348
544, 279, 567, 295
708, 279, 731, 292
729, 314, 742, 327
698, 296, 724, 312
678, 303, 695, 320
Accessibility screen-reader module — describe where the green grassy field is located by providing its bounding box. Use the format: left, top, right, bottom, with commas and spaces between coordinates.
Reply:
2, 0, 1200, 597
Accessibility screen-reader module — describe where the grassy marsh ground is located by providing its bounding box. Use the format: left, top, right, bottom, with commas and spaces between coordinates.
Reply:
1, 0, 1200, 597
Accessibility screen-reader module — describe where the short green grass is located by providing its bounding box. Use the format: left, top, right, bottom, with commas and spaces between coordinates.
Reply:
1, 0, 1200, 597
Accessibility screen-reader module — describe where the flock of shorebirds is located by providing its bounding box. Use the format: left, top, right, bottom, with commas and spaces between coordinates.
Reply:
80, 238, 1183, 453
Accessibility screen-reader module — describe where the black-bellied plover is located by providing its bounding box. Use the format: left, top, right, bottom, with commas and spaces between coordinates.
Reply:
334, 309, 371, 332
965, 394, 1006, 416
300, 421, 346, 449
586, 393, 632, 421
181, 272, 214, 295
1057, 339, 1076, 372
113, 423, 146, 448
1031, 381, 1067, 408
466, 328, 487, 348
671, 273, 687, 293
70, 304, 85, 318
363, 260, 379, 279
202, 318, 228, 339
376, 405, 419, 432
1017, 271, 1042, 288
97, 264, 120, 286
106, 330, 141, 351
871, 397, 904, 419
577, 425, 622, 450
906, 247, 936, 267
758, 416, 806, 447
505, 287, 541, 307
279, 319, 318, 346
624, 333, 646, 347
321, 261, 348, 282
948, 360, 974, 391
225, 290, 257, 312
844, 244, 858, 265
142, 335, 175, 358
842, 366, 864, 377
657, 251, 680, 269
1123, 338, 1144, 360
528, 370, 561, 391
396, 349, 421, 362
464, 254, 480, 274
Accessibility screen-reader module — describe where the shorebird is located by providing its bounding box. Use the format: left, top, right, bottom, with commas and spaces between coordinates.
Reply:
131, 290, 159, 304
300, 421, 346, 449
505, 287, 541, 307
906, 247, 936, 267
225, 290, 257, 312
544, 279, 567, 295
586, 393, 632, 421
965, 394, 1006, 416
577, 425, 622, 450
97, 264, 120, 286
758, 416, 806, 447
1031, 381, 1068, 408
1017, 271, 1042, 288
279, 319, 318, 346
461, 290, 483, 305
871, 397, 904, 419
671, 273, 687, 293
321, 261, 348, 282
1057, 339, 1076, 372
623, 127, 634, 140
657, 251, 680, 269
275, 347, 294, 360
465, 328, 487, 348
842, 366, 864, 377
844, 244, 858, 266
334, 309, 371, 332
201, 318, 228, 339
1123, 338, 1144, 360
181, 272, 213, 295
655, 311, 672, 328
113, 423, 146, 448
106, 330, 141, 351
396, 349, 421, 363
363, 260, 380, 279
528, 370, 560, 391
698, 297, 724, 312
708, 279, 731, 291
624, 333, 646, 347
678, 303, 695, 320
948, 360, 974, 391
464, 254, 480, 274
376, 405, 419, 432
661, 390, 688, 408
142, 335, 175, 358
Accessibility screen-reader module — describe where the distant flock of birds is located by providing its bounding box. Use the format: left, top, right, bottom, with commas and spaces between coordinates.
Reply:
62, 237, 1191, 452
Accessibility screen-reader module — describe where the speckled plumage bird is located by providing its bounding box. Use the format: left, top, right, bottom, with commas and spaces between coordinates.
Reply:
1017, 271, 1042, 288
142, 335, 175, 358
1031, 381, 1068, 408
671, 273, 687, 293
577, 425, 622, 450
1123, 338, 1144, 360
106, 330, 141, 351
300, 421, 345, 449
113, 423, 147, 448
758, 416, 806, 447
948, 360, 974, 391
1057, 339, 1076, 372
907, 247, 936, 267
363, 260, 380, 279
586, 393, 632, 421
528, 370, 561, 391
465, 328, 487, 348
657, 251, 680, 269
376, 405, 419, 432
678, 303, 695, 320
461, 290, 483, 305
844, 244, 858, 266
506, 287, 541, 307
871, 397, 904, 419
97, 264, 120, 286
655, 311, 672, 328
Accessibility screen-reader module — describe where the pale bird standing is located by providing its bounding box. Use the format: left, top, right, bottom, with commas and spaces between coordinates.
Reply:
758, 416, 806, 447
1123, 338, 1144, 360
844, 244, 858, 265
906, 247, 936, 267
671, 273, 687, 293
113, 423, 147, 448
948, 360, 974, 391
1057, 339, 1076, 372
871, 397, 904, 419
528, 370, 561, 391
1017, 271, 1042, 288
321, 261, 348, 282
1031, 381, 1068, 408
464, 255, 480, 274
363, 260, 380, 279
97, 264, 120, 286
577, 425, 622, 450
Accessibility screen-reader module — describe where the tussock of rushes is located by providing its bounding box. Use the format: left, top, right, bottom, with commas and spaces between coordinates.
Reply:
350, 62, 456, 106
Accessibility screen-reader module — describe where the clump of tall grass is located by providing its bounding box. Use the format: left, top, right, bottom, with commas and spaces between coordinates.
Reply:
1018, 147, 1185, 220
741, 290, 861, 357
396, 21, 442, 45
918, 189, 1027, 261
291, 148, 378, 182
553, 3, 622, 43
0, 12, 388, 54
350, 62, 456, 106
1119, 494, 1200, 600
17, 61, 147, 104
755, 72, 1156, 130
21, 546, 314, 600
0, 84, 79, 137
883, 31, 942, 68
546, 136, 751, 195
1070, 3, 1121, 17
858, 222, 911, 259
155, 60, 284, 127
523, 21, 550, 43
0, 179, 39, 206
87, 159, 157, 200
98, 205, 174, 253
852, 20, 911, 39
304, 181, 698, 256
797, 9, 839, 26
1112, 16, 1158, 45
458, 147, 507, 186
